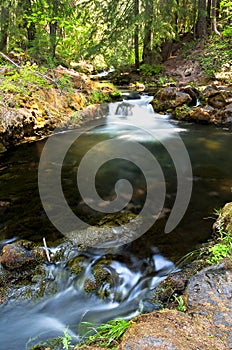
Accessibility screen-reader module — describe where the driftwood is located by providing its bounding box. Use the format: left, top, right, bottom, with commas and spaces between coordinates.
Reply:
0, 51, 58, 87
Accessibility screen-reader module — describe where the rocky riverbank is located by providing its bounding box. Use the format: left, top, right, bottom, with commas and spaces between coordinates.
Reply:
0, 65, 119, 151
0, 203, 231, 349
151, 83, 232, 126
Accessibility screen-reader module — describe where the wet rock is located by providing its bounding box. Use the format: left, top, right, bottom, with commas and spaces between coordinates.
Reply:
214, 103, 232, 124
156, 86, 178, 100
179, 86, 200, 105
173, 105, 191, 120
175, 92, 192, 106
0, 240, 44, 270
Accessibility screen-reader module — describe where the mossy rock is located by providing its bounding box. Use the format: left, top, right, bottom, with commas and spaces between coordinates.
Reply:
173, 105, 191, 120
66, 255, 86, 275
214, 202, 232, 235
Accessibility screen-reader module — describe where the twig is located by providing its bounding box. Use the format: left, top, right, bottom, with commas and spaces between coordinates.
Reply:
0, 52, 21, 68
0, 51, 58, 87
43, 237, 51, 262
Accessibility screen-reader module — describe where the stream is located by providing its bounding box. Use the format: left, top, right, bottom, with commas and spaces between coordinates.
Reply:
0, 95, 232, 349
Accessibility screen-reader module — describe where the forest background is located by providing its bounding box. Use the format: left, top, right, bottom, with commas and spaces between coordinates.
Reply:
0, 0, 231, 73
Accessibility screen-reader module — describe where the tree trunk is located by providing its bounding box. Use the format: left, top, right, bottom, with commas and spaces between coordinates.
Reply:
196, 0, 207, 38
207, 0, 211, 26
134, 0, 139, 69
0, 6, 9, 51
142, 0, 154, 64
211, 0, 221, 35
49, 21, 58, 58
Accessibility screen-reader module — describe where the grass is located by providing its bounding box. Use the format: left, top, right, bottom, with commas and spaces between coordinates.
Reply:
77, 319, 131, 349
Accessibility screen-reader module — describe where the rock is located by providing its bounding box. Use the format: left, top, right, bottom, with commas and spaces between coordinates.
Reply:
179, 86, 200, 105
208, 93, 227, 109
0, 241, 44, 270
174, 105, 191, 120
156, 86, 178, 100
202, 85, 219, 98
119, 263, 231, 350
215, 103, 232, 124
189, 106, 215, 123
119, 309, 228, 350
175, 92, 192, 106
152, 87, 192, 112
213, 202, 232, 234
186, 263, 232, 349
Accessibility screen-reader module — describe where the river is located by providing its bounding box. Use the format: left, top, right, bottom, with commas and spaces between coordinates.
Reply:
0, 95, 231, 348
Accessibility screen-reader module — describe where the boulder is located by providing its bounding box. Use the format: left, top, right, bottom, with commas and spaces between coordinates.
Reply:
152, 86, 192, 112
119, 309, 228, 350
189, 106, 215, 123
187, 263, 232, 349
208, 93, 227, 109
0, 241, 44, 270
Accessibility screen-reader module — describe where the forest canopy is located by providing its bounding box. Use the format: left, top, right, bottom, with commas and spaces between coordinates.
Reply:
0, 0, 231, 69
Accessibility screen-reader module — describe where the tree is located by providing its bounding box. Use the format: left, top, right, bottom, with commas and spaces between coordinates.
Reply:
196, 0, 207, 38
134, 0, 139, 69
0, 1, 10, 51
211, 0, 221, 35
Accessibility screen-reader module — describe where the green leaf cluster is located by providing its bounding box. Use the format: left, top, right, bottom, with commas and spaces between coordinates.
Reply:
78, 319, 131, 349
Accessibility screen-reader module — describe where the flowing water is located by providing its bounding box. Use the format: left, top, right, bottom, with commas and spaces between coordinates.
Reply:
0, 95, 232, 349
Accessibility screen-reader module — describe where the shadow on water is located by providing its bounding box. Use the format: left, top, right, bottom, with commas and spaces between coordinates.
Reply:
0, 95, 232, 348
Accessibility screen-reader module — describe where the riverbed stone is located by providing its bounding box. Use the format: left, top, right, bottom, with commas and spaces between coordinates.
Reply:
186, 262, 232, 349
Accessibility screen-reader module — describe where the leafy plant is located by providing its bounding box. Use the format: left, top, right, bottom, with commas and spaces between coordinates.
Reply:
78, 319, 130, 348
173, 295, 187, 312
139, 63, 163, 77
56, 74, 74, 92
62, 329, 72, 350
206, 231, 232, 265
88, 89, 110, 104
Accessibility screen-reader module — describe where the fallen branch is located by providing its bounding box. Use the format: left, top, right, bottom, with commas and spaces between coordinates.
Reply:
0, 51, 59, 87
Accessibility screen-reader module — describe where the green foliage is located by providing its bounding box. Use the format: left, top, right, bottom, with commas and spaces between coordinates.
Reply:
139, 63, 163, 77
78, 319, 131, 348
88, 90, 110, 104
173, 295, 187, 312
56, 74, 73, 92
61, 329, 72, 350
206, 227, 232, 265
199, 34, 232, 78
0, 63, 50, 95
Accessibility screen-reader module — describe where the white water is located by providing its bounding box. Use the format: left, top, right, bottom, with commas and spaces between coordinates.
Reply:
0, 250, 175, 349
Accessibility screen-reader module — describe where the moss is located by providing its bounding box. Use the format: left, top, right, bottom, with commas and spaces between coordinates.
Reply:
84, 278, 98, 293
174, 105, 191, 120
96, 212, 137, 227
93, 257, 112, 285
67, 256, 86, 276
